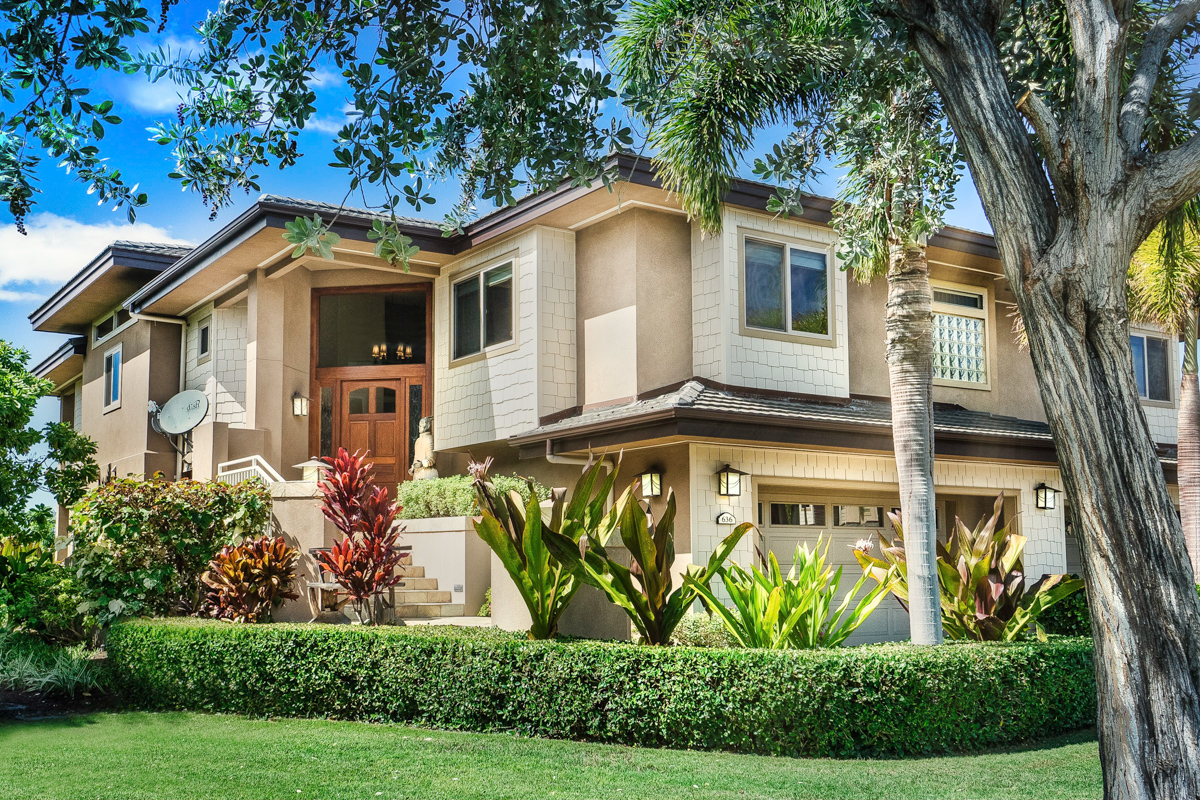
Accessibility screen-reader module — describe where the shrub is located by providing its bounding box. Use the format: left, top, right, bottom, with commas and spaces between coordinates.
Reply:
1037, 579, 1092, 637
201, 536, 300, 623
687, 538, 887, 649
477, 587, 491, 617
70, 476, 272, 625
855, 494, 1083, 640
670, 612, 738, 647
472, 457, 615, 639
0, 538, 93, 643
0, 629, 106, 697
316, 449, 406, 625
109, 619, 1097, 758
544, 474, 751, 645
397, 474, 550, 519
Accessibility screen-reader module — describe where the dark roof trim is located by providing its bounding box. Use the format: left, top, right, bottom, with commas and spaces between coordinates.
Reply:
28, 242, 189, 329
32, 336, 86, 382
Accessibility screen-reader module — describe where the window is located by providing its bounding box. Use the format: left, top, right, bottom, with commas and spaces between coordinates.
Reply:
197, 318, 211, 361
833, 505, 885, 527
743, 238, 830, 337
93, 308, 131, 344
932, 286, 988, 385
453, 262, 514, 360
1131, 332, 1171, 402
317, 290, 427, 368
770, 503, 826, 526
102, 344, 122, 411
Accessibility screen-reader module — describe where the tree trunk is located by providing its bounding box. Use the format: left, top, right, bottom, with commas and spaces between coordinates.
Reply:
886, 241, 943, 646
1181, 309, 1200, 579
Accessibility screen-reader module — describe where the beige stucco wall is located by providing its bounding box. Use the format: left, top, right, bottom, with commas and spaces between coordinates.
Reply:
576, 208, 692, 406
402, 516, 491, 614
80, 319, 181, 481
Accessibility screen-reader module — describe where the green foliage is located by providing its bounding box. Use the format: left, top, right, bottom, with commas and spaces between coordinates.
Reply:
0, 629, 106, 697
472, 457, 617, 639
544, 480, 751, 645
0, 538, 93, 643
109, 619, 1097, 757
687, 538, 887, 649
0, 341, 98, 549
1037, 580, 1092, 638
670, 612, 738, 648
200, 536, 300, 624
477, 586, 492, 618
856, 495, 1084, 641
283, 214, 341, 260
397, 474, 550, 520
70, 477, 273, 625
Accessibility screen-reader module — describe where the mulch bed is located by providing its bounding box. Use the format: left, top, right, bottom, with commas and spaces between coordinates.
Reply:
0, 688, 115, 721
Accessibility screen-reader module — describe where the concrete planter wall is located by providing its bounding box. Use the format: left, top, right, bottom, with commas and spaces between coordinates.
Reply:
399, 516, 491, 615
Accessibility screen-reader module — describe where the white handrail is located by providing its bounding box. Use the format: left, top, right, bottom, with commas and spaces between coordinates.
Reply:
216, 455, 285, 485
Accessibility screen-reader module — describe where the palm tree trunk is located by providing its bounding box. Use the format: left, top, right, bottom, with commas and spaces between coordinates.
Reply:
886, 241, 943, 645
1180, 307, 1200, 579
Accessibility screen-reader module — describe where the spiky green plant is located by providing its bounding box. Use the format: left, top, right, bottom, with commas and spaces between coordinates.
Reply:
686, 537, 887, 649
855, 495, 1083, 641
472, 457, 617, 639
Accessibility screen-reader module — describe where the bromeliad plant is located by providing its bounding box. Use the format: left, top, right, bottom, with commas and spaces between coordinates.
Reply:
200, 536, 300, 623
315, 448, 407, 625
686, 537, 888, 649
472, 457, 618, 639
854, 495, 1084, 641
543, 478, 753, 646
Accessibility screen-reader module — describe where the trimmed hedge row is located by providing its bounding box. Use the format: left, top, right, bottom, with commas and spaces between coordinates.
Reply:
107, 620, 1096, 758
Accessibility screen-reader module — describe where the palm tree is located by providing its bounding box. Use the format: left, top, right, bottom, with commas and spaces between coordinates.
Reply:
615, 12, 955, 644
1128, 218, 1200, 577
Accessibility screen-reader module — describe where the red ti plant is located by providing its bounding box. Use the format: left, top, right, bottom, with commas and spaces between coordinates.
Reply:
314, 448, 407, 625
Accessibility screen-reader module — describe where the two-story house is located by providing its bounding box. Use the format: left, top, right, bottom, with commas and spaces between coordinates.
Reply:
30, 154, 1181, 637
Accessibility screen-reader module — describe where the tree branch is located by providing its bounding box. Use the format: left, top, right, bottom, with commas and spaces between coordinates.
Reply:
1140, 132, 1200, 239
1119, 0, 1200, 148
1016, 89, 1072, 204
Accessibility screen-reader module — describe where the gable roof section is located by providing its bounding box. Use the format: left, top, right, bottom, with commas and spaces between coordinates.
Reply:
29, 241, 192, 334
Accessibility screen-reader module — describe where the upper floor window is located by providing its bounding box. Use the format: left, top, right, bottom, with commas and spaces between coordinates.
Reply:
932, 286, 988, 386
316, 289, 427, 368
93, 308, 131, 344
103, 344, 122, 412
453, 262, 514, 360
1131, 332, 1171, 402
743, 238, 830, 337
197, 317, 212, 362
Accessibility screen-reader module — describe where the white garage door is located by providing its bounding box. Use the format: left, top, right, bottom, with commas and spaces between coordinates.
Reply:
758, 493, 912, 645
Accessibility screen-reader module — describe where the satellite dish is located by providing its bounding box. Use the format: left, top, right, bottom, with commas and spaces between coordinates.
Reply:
155, 390, 209, 436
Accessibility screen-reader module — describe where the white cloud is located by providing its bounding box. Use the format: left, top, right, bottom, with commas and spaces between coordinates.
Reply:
0, 213, 192, 299
306, 115, 349, 135
124, 78, 189, 114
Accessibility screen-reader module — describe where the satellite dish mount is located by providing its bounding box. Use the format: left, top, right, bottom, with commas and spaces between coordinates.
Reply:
149, 389, 209, 459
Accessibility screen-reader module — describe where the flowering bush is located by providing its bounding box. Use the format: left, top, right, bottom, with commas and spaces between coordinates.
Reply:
201, 536, 299, 623
315, 449, 406, 624
70, 476, 272, 625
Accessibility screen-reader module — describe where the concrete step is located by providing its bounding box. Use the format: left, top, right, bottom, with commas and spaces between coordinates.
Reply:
393, 590, 452, 604
395, 577, 438, 590
396, 565, 425, 578
395, 603, 465, 619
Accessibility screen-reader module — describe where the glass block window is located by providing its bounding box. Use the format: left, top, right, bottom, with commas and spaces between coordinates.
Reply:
932, 286, 988, 385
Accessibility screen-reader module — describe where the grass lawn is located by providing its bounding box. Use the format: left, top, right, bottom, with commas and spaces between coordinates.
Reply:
0, 712, 1100, 800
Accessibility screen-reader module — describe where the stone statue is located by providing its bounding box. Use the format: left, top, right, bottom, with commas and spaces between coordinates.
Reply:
411, 416, 438, 479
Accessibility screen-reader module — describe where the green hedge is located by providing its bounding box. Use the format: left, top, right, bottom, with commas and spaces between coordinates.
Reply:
107, 620, 1096, 758
396, 474, 550, 519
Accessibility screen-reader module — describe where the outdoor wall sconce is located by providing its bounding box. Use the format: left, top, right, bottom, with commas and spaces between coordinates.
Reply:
639, 469, 663, 498
716, 465, 748, 497
292, 392, 309, 417
1034, 483, 1058, 510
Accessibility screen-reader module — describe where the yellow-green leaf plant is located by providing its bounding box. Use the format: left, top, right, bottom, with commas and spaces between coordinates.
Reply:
471, 457, 617, 639
685, 536, 888, 649
543, 478, 752, 645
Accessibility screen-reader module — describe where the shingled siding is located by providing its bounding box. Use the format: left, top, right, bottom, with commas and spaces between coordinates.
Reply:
687, 443, 1068, 586
184, 303, 248, 426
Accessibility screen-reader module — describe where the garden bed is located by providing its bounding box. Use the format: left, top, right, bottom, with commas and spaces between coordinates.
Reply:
107, 620, 1096, 758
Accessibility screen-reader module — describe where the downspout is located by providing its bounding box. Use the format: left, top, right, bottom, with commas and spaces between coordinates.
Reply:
544, 440, 615, 505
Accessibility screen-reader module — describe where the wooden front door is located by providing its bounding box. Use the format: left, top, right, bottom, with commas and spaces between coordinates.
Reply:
341, 380, 406, 487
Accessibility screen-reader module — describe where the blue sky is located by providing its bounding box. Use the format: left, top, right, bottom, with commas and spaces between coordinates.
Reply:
0, 9, 994, 437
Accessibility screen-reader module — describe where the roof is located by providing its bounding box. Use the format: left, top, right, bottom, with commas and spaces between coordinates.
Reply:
31, 336, 86, 389
257, 195, 441, 230
29, 241, 192, 334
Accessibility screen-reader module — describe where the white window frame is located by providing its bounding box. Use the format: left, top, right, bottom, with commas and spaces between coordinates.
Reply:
450, 258, 517, 365
92, 307, 133, 346
1130, 328, 1174, 406
196, 316, 213, 364
102, 343, 122, 413
738, 229, 836, 347
931, 280, 993, 391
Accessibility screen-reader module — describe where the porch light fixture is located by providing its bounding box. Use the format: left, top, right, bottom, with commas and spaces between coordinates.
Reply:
1034, 483, 1058, 510
292, 392, 309, 417
639, 469, 663, 498
716, 465, 748, 497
